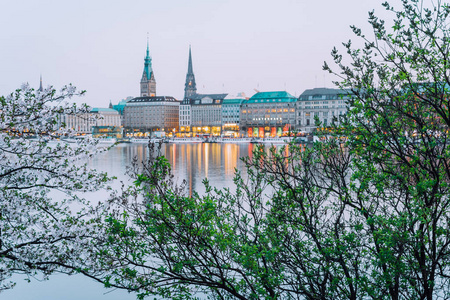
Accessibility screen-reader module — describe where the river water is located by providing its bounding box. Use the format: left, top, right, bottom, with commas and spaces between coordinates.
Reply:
5, 142, 266, 300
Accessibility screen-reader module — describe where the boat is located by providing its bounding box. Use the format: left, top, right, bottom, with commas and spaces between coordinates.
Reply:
204, 137, 222, 143
166, 137, 203, 143
96, 137, 117, 145
117, 138, 132, 144
220, 137, 252, 143
130, 138, 149, 144
149, 138, 164, 143
260, 137, 293, 144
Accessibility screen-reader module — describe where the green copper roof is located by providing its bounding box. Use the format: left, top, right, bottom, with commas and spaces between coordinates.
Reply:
244, 91, 297, 104
90, 108, 119, 114
112, 103, 126, 114
222, 98, 245, 105
143, 41, 153, 80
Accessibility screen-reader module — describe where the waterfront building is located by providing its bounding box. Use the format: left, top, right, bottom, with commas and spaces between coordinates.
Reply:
62, 108, 121, 135
123, 96, 180, 136
296, 88, 350, 133
221, 95, 246, 137
190, 93, 227, 136
111, 97, 133, 115
110, 96, 133, 126
179, 98, 192, 136
240, 91, 297, 137
179, 46, 197, 136
140, 40, 156, 97
92, 126, 123, 139
178, 46, 227, 137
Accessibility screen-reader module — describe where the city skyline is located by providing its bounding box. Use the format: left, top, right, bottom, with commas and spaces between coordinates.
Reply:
1, 0, 397, 108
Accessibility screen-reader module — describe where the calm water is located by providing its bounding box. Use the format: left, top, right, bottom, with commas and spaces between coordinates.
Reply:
6, 143, 264, 300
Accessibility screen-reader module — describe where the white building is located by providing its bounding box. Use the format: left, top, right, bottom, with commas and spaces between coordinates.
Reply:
179, 98, 191, 134
296, 88, 350, 133
62, 108, 121, 134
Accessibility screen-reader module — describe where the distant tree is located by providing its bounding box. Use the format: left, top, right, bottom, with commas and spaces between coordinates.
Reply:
0, 83, 110, 291
90, 0, 450, 299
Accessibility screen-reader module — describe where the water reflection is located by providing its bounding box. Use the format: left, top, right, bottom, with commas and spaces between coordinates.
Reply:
89, 142, 303, 197
6, 142, 302, 300
93, 143, 254, 194
158, 143, 254, 195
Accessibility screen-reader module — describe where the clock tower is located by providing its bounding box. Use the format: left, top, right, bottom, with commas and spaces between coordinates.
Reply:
140, 40, 156, 97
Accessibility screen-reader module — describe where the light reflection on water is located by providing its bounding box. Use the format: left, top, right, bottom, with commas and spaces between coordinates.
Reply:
97, 143, 259, 195
6, 143, 262, 300
6, 142, 298, 300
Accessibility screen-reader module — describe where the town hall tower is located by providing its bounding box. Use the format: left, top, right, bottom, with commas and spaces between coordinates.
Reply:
140, 40, 156, 97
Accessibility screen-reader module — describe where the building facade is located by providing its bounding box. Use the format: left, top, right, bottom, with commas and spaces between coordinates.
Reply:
140, 41, 156, 97
179, 98, 192, 135
296, 88, 349, 133
111, 96, 133, 126
222, 97, 245, 137
178, 46, 228, 137
62, 108, 121, 135
190, 93, 227, 136
123, 96, 180, 135
240, 91, 297, 137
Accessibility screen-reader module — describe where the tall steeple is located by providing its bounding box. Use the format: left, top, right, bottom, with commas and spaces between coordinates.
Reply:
39, 74, 43, 91
184, 45, 197, 100
140, 35, 156, 97
143, 39, 152, 80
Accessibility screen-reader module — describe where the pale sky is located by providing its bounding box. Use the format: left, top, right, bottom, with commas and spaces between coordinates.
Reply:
0, 0, 398, 108
1, 1, 402, 299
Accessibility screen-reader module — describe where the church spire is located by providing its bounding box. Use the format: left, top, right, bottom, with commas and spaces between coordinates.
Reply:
188, 45, 194, 74
184, 45, 197, 100
38, 74, 43, 91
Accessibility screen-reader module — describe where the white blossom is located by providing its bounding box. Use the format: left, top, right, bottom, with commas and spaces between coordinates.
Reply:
0, 84, 111, 291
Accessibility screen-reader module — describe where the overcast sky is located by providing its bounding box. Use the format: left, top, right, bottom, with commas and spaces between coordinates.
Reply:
1, 1, 405, 299
1, 0, 397, 106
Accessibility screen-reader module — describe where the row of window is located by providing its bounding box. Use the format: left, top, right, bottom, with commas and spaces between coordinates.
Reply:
242, 108, 295, 113
300, 111, 345, 117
